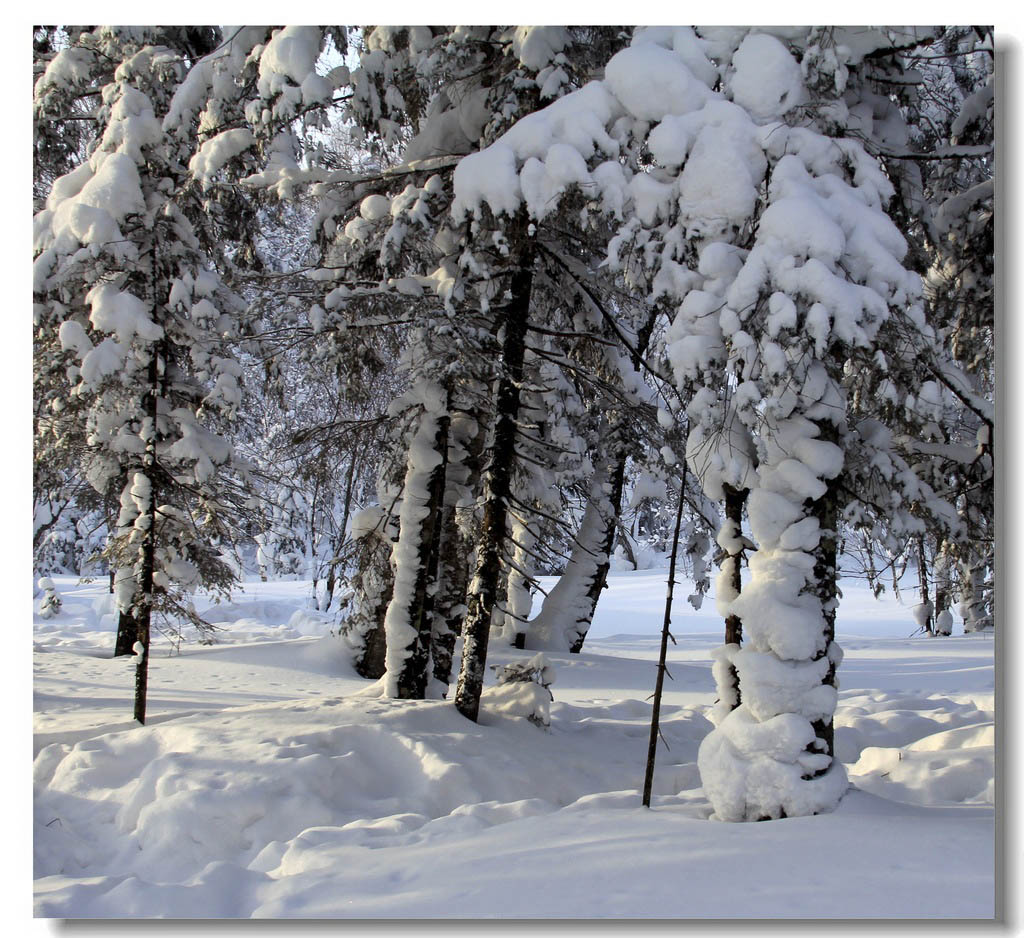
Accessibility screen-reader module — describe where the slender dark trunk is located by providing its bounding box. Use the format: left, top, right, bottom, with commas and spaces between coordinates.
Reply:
324, 564, 336, 614
642, 472, 686, 807
133, 350, 159, 725
917, 535, 933, 635
309, 475, 321, 610
722, 483, 747, 709
324, 447, 360, 612
808, 420, 839, 760
455, 248, 533, 722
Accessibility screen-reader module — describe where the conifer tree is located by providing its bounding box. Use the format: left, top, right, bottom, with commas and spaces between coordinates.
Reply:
34, 30, 247, 721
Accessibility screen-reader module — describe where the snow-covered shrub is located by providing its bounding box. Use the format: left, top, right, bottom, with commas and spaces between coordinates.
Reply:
934, 610, 954, 637
37, 577, 62, 619
483, 653, 556, 727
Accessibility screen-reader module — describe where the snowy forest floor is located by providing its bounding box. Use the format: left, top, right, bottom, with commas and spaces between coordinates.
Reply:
33, 574, 994, 918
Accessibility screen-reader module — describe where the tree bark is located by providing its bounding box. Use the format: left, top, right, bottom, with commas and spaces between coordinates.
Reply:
808, 419, 840, 761
933, 539, 953, 635
431, 406, 484, 687
112, 498, 137, 657
114, 608, 138, 657
455, 250, 533, 722
642, 476, 686, 807
431, 500, 465, 687
386, 406, 449, 698
917, 535, 934, 635
525, 459, 616, 651
504, 508, 537, 648
568, 455, 626, 653
324, 447, 360, 612
133, 350, 160, 726
721, 483, 747, 710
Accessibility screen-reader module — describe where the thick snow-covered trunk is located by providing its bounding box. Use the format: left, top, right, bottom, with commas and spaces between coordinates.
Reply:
524, 459, 619, 652
698, 377, 849, 821
111, 504, 137, 658
454, 256, 533, 722
807, 418, 841, 760
383, 397, 449, 699
570, 456, 627, 654
504, 508, 537, 648
933, 542, 954, 636
711, 484, 748, 717
959, 559, 992, 632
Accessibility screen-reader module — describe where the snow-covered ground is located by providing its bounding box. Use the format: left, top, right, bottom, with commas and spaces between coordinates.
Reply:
32, 574, 994, 919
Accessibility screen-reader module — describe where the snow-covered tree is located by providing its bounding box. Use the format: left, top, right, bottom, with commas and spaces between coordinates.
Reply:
34, 29, 249, 720
446, 26, 967, 819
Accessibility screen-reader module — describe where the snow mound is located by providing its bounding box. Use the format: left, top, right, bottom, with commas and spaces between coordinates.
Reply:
834, 690, 993, 762
850, 722, 993, 806
34, 692, 712, 903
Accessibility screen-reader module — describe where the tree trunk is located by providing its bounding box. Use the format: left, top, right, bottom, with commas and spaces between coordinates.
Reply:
808, 419, 840, 761
133, 519, 154, 725
960, 559, 991, 632
133, 350, 160, 726
384, 402, 449, 698
324, 447, 360, 612
697, 379, 848, 821
642, 480, 686, 807
454, 251, 533, 722
504, 507, 536, 648
114, 607, 138, 657
933, 540, 953, 635
569, 455, 626, 653
431, 406, 483, 688
616, 522, 637, 570
525, 459, 616, 651
431, 500, 465, 688
721, 483, 747, 710
112, 491, 137, 657
348, 527, 391, 679
917, 535, 933, 635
